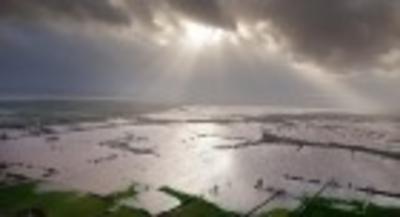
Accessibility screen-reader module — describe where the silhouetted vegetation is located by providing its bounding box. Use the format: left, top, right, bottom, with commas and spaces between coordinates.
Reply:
2, 183, 400, 217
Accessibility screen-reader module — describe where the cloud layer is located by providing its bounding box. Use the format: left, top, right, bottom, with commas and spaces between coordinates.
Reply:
2, 0, 400, 74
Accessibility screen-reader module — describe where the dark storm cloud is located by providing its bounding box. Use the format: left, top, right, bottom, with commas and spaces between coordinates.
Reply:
2, 0, 400, 73
124, 0, 157, 27
257, 0, 400, 73
166, 0, 236, 29
0, 0, 131, 25
163, 0, 400, 73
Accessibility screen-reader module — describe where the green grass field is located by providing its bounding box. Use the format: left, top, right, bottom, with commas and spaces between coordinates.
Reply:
1, 183, 400, 217
0, 183, 149, 217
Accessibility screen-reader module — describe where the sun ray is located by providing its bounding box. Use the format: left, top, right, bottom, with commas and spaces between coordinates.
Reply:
291, 62, 383, 112
136, 19, 235, 102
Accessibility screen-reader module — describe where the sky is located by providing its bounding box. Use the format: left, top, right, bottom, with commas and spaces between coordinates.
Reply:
1, 0, 400, 110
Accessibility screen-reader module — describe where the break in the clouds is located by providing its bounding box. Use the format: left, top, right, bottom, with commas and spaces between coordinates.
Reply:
2, 0, 400, 74
2, 0, 400, 110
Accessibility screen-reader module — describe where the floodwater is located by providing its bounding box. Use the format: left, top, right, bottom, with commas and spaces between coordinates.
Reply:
1, 106, 400, 214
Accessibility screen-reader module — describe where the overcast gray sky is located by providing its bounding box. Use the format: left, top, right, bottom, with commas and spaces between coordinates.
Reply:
1, 0, 400, 110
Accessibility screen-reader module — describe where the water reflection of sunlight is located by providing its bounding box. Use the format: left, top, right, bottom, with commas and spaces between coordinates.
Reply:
157, 122, 233, 194
194, 123, 232, 171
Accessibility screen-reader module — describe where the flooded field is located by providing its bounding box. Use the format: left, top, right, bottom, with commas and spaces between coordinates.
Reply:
1, 103, 400, 215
